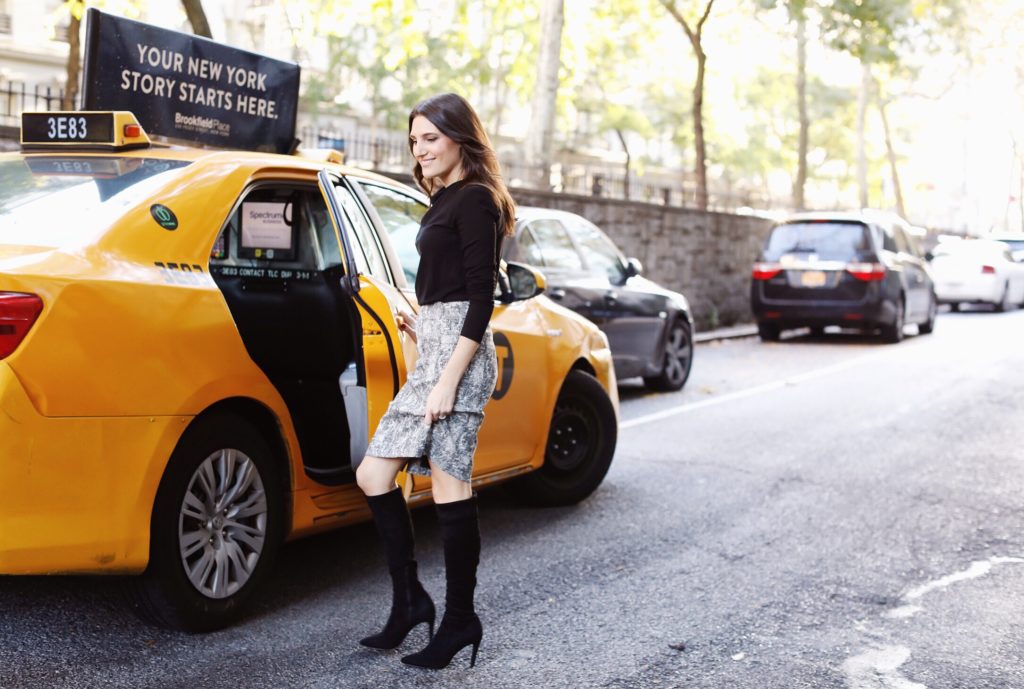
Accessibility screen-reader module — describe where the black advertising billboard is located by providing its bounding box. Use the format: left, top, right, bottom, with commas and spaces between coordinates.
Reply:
81, 9, 300, 154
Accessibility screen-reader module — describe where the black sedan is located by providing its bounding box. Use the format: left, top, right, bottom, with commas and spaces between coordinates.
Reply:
503, 207, 694, 391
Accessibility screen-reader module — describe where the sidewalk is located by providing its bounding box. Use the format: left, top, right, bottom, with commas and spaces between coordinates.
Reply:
694, 323, 758, 343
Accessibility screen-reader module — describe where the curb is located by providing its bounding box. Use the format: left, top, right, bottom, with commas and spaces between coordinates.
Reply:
694, 324, 758, 343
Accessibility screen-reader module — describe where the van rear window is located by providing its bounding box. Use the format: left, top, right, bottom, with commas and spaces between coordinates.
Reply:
765, 222, 871, 262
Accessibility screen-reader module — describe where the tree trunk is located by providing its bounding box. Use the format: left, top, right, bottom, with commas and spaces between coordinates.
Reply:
181, 0, 213, 39
856, 60, 871, 208
660, 0, 714, 211
525, 0, 564, 190
693, 46, 708, 210
614, 128, 631, 200
793, 12, 809, 211
62, 2, 83, 110
877, 96, 906, 219
1019, 146, 1024, 233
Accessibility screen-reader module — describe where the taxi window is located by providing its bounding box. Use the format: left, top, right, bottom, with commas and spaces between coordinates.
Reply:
0, 157, 191, 248
211, 186, 337, 271
332, 184, 392, 283
358, 182, 426, 284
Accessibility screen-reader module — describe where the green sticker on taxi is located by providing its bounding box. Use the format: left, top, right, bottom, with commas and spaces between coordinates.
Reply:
150, 204, 178, 230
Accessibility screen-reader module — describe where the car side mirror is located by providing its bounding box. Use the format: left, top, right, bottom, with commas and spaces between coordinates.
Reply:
505, 261, 546, 302
624, 257, 643, 278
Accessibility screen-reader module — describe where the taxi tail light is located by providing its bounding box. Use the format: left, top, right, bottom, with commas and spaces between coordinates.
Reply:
981, 264, 996, 274
753, 262, 783, 280
0, 292, 44, 359
846, 262, 887, 281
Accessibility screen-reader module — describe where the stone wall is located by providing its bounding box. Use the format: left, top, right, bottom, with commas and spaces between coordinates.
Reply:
508, 188, 773, 331
365, 171, 773, 331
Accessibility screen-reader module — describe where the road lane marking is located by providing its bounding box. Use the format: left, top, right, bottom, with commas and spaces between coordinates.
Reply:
842, 645, 926, 689
904, 556, 1024, 600
846, 556, 1024, 686
620, 349, 887, 430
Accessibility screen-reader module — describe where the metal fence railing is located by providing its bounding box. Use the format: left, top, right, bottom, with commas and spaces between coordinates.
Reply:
0, 81, 783, 212
0, 81, 69, 130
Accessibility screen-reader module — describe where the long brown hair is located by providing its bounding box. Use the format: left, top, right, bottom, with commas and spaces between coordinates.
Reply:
408, 93, 516, 238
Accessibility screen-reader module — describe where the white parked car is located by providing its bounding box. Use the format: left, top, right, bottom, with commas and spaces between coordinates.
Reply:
990, 234, 1024, 264
930, 239, 1024, 311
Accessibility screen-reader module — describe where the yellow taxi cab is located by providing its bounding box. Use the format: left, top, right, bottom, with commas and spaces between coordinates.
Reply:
0, 111, 619, 631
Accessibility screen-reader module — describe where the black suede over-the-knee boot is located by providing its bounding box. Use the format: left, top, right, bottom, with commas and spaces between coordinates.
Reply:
401, 495, 482, 669
359, 488, 436, 650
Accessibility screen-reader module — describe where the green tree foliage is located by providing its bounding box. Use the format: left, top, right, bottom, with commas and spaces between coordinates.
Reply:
301, 0, 539, 134
715, 67, 855, 200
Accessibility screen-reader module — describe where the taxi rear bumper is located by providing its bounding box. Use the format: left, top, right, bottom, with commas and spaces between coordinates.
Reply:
0, 363, 189, 574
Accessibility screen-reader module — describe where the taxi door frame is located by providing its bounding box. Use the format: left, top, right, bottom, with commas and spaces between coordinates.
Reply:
317, 170, 408, 485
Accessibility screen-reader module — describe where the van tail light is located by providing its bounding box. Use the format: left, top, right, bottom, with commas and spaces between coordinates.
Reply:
0, 292, 44, 359
981, 265, 996, 274
753, 262, 783, 280
846, 262, 887, 281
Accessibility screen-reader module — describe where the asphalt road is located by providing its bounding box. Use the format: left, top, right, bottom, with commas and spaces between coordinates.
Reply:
2, 308, 1023, 689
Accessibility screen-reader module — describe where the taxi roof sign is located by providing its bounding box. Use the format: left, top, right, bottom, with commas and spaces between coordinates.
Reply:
21, 111, 152, 151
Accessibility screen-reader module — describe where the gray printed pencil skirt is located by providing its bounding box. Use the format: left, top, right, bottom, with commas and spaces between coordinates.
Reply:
364, 301, 498, 482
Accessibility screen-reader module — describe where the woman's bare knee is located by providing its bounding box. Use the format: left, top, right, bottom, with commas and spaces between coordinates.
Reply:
356, 456, 403, 496
429, 461, 472, 503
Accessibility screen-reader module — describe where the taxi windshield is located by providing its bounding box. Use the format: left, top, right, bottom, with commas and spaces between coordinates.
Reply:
0, 157, 191, 248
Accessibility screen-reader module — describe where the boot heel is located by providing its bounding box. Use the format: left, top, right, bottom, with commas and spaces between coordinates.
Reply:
470, 641, 480, 668
428, 617, 436, 640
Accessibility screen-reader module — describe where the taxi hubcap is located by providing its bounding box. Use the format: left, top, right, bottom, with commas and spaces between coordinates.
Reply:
547, 400, 592, 472
179, 449, 268, 599
664, 325, 692, 385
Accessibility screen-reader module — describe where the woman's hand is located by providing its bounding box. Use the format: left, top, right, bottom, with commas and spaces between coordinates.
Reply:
424, 379, 457, 424
397, 310, 417, 344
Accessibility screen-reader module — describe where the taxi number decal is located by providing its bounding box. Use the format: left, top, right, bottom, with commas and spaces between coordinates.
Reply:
492, 331, 514, 400
48, 116, 87, 140
155, 262, 206, 285
213, 266, 315, 281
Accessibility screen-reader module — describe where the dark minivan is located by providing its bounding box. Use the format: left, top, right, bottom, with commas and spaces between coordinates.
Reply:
751, 212, 937, 343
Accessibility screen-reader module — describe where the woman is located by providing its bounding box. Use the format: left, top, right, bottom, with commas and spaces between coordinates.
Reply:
353, 92, 516, 670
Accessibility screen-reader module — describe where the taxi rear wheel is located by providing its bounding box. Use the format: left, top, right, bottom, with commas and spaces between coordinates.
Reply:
128, 413, 284, 632
511, 370, 617, 506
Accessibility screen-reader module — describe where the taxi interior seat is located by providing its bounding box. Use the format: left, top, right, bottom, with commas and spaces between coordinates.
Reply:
210, 186, 359, 486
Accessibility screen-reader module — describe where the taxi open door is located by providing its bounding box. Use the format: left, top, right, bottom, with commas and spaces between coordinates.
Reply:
316, 170, 413, 490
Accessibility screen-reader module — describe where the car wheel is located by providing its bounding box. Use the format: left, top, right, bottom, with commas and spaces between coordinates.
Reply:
757, 322, 781, 342
510, 370, 617, 507
995, 283, 1011, 312
950, 302, 960, 312
918, 292, 937, 335
643, 320, 693, 392
809, 325, 825, 337
881, 297, 905, 344
127, 412, 284, 632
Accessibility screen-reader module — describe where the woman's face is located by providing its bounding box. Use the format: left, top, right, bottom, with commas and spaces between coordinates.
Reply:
410, 115, 462, 186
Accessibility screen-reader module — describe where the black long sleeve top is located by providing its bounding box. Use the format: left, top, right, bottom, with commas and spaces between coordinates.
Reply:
415, 180, 503, 343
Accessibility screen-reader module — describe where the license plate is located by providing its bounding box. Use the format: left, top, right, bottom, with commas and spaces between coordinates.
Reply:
800, 270, 827, 287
